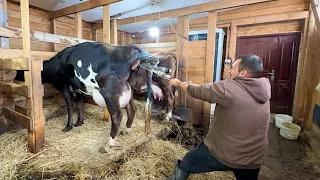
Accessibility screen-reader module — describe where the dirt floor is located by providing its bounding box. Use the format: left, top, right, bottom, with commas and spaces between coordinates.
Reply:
169, 118, 320, 180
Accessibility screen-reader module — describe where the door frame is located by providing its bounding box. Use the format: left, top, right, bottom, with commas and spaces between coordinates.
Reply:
236, 32, 301, 115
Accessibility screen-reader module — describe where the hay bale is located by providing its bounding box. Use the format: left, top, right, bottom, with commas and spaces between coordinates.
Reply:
114, 139, 235, 180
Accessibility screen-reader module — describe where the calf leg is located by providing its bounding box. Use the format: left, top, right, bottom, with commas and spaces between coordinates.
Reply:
158, 81, 174, 122
62, 88, 73, 132
120, 97, 136, 135
74, 94, 85, 127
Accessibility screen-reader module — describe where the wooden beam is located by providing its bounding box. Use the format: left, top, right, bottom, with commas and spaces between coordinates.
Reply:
21, 0, 45, 154
223, 23, 237, 79
310, 0, 320, 32
0, 58, 28, 70
75, 12, 82, 39
2, 106, 31, 130
0, 26, 93, 45
15, 104, 28, 116
111, 19, 117, 45
0, 48, 56, 60
103, 5, 110, 43
49, 0, 122, 19
203, 11, 217, 132
232, 11, 309, 26
0, 82, 29, 98
176, 16, 189, 108
118, 0, 273, 25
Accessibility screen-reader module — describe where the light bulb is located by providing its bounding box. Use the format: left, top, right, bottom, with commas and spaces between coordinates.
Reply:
149, 27, 159, 37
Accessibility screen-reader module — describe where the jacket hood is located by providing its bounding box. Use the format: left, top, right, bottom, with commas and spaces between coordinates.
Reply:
235, 77, 271, 103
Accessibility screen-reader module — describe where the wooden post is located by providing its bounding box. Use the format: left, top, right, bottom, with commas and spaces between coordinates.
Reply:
176, 15, 189, 108
51, 19, 57, 51
21, 0, 45, 153
0, 0, 14, 109
293, 7, 312, 120
223, 23, 237, 79
203, 11, 217, 132
111, 19, 117, 45
225, 26, 231, 58
75, 12, 82, 39
103, 5, 110, 43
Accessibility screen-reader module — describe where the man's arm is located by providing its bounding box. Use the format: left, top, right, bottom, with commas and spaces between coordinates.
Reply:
170, 78, 226, 105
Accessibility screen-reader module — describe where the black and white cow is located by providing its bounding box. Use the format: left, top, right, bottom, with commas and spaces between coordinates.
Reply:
15, 42, 170, 152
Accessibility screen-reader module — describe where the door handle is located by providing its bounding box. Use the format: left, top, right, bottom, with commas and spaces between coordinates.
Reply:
268, 70, 275, 81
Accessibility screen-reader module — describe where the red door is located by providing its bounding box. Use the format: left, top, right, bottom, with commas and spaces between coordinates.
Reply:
236, 33, 300, 115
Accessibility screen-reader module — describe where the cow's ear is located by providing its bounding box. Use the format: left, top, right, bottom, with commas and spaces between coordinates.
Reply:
131, 60, 140, 70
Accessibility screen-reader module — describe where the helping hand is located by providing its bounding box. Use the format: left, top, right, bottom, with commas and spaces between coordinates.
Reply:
169, 78, 182, 87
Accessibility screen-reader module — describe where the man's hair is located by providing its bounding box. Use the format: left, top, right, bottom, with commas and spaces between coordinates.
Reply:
238, 54, 263, 78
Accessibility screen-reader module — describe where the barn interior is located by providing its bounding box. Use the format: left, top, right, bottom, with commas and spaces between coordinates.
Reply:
0, 0, 320, 179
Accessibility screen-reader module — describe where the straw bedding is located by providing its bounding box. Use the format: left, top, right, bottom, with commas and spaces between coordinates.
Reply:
0, 95, 235, 179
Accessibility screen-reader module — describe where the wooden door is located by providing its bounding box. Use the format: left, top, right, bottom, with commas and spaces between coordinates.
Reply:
236, 33, 300, 115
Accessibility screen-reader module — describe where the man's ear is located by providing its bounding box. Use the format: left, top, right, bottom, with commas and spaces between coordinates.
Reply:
131, 60, 140, 70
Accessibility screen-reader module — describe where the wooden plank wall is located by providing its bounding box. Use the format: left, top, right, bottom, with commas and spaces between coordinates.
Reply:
96, 29, 133, 45
187, 41, 207, 124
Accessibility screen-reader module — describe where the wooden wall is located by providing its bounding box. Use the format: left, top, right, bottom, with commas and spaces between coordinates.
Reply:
187, 41, 207, 124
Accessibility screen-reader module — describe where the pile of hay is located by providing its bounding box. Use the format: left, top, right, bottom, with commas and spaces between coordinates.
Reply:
111, 139, 235, 180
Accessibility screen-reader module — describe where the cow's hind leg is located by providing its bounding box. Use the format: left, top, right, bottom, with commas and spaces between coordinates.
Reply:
99, 97, 122, 153
120, 97, 136, 135
74, 94, 85, 127
62, 88, 73, 132
158, 81, 174, 122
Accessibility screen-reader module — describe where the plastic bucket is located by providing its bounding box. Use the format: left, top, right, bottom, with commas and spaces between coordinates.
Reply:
280, 122, 301, 140
275, 114, 293, 128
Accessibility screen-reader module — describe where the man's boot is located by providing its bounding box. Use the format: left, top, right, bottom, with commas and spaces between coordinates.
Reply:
170, 160, 189, 180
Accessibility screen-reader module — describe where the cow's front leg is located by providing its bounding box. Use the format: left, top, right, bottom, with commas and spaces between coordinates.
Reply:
120, 97, 136, 136
74, 94, 84, 127
62, 88, 73, 132
99, 96, 122, 153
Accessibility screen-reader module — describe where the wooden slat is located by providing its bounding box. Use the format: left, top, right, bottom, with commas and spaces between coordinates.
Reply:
0, 48, 56, 60
49, 0, 122, 19
232, 11, 309, 26
136, 42, 176, 48
2, 106, 31, 130
103, 5, 110, 43
15, 104, 28, 116
203, 11, 217, 131
51, 19, 57, 51
0, 26, 92, 45
0, 82, 29, 97
120, 31, 125, 45
0, 58, 28, 70
118, 0, 273, 25
176, 16, 189, 108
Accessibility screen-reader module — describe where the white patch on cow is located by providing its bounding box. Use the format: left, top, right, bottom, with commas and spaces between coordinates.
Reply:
140, 85, 147, 92
77, 60, 82, 68
165, 111, 172, 122
74, 63, 107, 107
108, 136, 116, 147
119, 83, 132, 109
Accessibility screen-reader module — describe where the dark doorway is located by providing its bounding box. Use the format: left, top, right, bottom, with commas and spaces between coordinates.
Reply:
236, 33, 301, 115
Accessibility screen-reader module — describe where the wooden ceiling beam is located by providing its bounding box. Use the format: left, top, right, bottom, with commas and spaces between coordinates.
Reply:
117, 0, 274, 26
49, 0, 122, 19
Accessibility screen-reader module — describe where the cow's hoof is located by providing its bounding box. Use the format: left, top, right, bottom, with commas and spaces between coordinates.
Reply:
62, 125, 72, 132
99, 146, 112, 153
74, 120, 84, 127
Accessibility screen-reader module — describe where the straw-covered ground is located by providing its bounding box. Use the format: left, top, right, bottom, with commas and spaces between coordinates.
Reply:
0, 95, 235, 180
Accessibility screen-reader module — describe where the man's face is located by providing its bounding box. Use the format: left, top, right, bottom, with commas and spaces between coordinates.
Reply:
230, 59, 248, 79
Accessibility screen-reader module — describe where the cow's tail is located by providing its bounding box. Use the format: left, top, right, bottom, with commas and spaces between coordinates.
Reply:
145, 71, 153, 135
171, 52, 179, 109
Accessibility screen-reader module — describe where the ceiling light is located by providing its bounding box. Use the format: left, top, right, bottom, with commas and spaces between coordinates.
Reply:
149, 27, 159, 37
